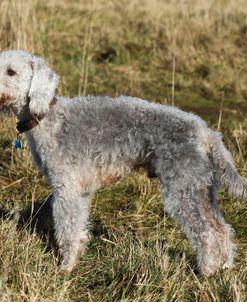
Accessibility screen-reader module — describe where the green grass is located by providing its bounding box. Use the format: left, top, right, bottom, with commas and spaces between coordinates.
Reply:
0, 0, 246, 301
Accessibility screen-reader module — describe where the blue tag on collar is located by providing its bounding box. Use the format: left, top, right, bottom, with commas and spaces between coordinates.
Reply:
14, 137, 23, 150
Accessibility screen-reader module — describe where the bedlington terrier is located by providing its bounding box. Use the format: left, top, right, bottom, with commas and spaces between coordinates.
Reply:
0, 50, 246, 276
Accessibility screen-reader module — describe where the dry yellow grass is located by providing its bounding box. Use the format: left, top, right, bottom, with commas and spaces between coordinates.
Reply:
0, 0, 246, 301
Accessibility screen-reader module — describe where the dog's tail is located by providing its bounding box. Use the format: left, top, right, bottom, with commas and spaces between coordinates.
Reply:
209, 129, 247, 201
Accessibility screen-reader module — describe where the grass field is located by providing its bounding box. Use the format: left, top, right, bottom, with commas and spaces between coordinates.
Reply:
0, 0, 246, 301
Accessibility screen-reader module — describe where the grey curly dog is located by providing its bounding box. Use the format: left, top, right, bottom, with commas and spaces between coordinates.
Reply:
0, 50, 246, 276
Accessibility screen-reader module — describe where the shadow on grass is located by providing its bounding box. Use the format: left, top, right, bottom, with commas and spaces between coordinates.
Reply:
0, 194, 56, 252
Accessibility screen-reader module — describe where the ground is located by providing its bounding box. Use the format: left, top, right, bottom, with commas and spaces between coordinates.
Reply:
0, 0, 246, 301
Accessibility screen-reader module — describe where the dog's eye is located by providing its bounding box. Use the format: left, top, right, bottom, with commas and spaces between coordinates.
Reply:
7, 68, 17, 76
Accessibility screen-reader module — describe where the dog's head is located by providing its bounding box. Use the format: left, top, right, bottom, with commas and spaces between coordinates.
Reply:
0, 50, 59, 116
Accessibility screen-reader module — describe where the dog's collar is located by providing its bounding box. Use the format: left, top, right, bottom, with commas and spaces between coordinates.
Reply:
16, 97, 57, 134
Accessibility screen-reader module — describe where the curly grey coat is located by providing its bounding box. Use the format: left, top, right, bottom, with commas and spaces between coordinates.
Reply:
0, 50, 246, 276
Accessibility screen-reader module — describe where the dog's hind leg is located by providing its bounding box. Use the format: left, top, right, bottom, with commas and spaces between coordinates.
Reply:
52, 187, 90, 272
207, 169, 236, 270
159, 162, 235, 276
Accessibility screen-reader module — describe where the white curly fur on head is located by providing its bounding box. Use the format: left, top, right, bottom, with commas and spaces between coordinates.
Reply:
0, 50, 59, 117
28, 56, 60, 115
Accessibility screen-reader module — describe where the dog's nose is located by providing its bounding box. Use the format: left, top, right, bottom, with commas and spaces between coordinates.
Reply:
0, 93, 12, 106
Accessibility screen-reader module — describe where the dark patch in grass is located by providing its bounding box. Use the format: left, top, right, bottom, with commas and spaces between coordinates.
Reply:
195, 64, 211, 79
95, 47, 117, 63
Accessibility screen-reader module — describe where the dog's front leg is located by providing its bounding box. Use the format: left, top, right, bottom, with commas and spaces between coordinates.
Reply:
52, 187, 90, 272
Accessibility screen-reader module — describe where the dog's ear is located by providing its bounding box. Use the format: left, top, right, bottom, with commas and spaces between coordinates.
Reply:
28, 57, 60, 115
